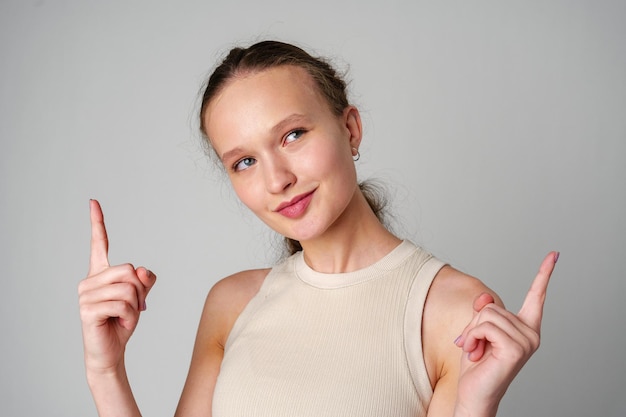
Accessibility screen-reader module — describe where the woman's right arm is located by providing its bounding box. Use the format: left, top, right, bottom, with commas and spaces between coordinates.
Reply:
175, 268, 268, 416
79, 200, 266, 416
78, 200, 156, 417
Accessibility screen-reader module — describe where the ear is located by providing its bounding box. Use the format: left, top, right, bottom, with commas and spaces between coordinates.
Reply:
342, 106, 363, 150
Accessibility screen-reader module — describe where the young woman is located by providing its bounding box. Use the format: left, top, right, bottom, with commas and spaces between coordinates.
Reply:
78, 41, 558, 417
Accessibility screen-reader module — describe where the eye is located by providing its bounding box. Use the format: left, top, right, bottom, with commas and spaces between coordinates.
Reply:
233, 157, 256, 172
284, 129, 306, 145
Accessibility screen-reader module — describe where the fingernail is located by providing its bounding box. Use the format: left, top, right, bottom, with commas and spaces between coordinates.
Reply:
141, 301, 147, 311
554, 252, 560, 264
454, 335, 462, 346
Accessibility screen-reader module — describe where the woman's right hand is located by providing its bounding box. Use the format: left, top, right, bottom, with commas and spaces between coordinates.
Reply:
78, 199, 156, 376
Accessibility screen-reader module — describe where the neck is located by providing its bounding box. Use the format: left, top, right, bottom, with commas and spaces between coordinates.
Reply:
298, 188, 401, 274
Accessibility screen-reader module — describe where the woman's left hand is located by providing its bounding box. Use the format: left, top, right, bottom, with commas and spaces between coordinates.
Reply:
453, 251, 559, 417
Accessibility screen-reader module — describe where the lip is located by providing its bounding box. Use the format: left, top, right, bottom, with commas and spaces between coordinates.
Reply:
274, 189, 316, 218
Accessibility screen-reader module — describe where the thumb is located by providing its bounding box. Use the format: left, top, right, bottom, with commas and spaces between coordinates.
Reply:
136, 267, 157, 293
135, 267, 157, 311
473, 292, 495, 313
455, 292, 495, 348
463, 292, 495, 361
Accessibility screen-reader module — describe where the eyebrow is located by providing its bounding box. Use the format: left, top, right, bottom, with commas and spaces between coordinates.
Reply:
220, 113, 310, 163
220, 146, 245, 164
270, 113, 309, 136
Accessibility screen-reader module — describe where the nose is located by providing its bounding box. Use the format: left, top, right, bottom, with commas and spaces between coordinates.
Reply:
263, 154, 296, 194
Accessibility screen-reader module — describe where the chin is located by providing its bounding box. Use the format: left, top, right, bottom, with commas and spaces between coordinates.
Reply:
266, 211, 337, 243
283, 223, 331, 244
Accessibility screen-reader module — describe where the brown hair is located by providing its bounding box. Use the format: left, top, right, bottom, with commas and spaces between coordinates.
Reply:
199, 40, 388, 255
200, 40, 349, 137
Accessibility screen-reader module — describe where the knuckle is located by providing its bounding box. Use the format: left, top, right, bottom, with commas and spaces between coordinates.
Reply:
77, 280, 87, 295
528, 332, 541, 351
510, 343, 526, 359
120, 282, 137, 295
118, 301, 138, 318
77, 292, 87, 306
483, 321, 498, 334
115, 285, 138, 308
79, 303, 94, 319
112, 300, 128, 313
476, 305, 495, 321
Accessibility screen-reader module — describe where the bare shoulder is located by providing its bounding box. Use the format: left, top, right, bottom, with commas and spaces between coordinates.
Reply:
419, 265, 505, 415
204, 268, 271, 345
175, 268, 270, 416
427, 265, 503, 317
422, 265, 503, 386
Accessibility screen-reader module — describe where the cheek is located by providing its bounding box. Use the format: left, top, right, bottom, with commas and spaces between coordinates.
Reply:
231, 179, 264, 212
323, 147, 356, 186
302, 137, 354, 178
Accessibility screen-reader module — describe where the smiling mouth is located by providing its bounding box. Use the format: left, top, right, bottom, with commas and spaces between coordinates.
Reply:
275, 189, 316, 218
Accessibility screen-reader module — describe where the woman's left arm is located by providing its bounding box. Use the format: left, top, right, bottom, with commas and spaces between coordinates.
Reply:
425, 252, 559, 417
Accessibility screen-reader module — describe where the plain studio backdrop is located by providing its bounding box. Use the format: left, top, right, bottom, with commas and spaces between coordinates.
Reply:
1, 1, 624, 416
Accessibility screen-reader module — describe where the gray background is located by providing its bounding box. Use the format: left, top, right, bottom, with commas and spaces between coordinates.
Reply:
1, 1, 625, 416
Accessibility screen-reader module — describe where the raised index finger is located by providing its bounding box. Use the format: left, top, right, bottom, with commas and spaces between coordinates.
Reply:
517, 251, 559, 332
89, 199, 110, 275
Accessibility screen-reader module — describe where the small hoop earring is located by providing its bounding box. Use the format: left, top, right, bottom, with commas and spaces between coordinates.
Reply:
352, 147, 360, 162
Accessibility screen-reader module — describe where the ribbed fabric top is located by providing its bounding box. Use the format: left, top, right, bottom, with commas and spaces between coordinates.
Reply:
213, 241, 445, 417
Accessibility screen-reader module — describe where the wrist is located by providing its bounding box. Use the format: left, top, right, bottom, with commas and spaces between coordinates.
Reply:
85, 359, 128, 390
453, 401, 499, 417
85, 359, 142, 417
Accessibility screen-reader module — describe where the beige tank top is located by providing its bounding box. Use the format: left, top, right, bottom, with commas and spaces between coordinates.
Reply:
213, 240, 445, 417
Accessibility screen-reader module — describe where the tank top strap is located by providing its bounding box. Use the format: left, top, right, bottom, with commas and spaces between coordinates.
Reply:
405, 253, 447, 405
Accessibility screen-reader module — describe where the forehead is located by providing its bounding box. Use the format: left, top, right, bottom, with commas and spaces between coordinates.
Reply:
204, 66, 329, 148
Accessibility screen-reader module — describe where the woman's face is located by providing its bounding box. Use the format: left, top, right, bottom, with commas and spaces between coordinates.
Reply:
204, 65, 362, 242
